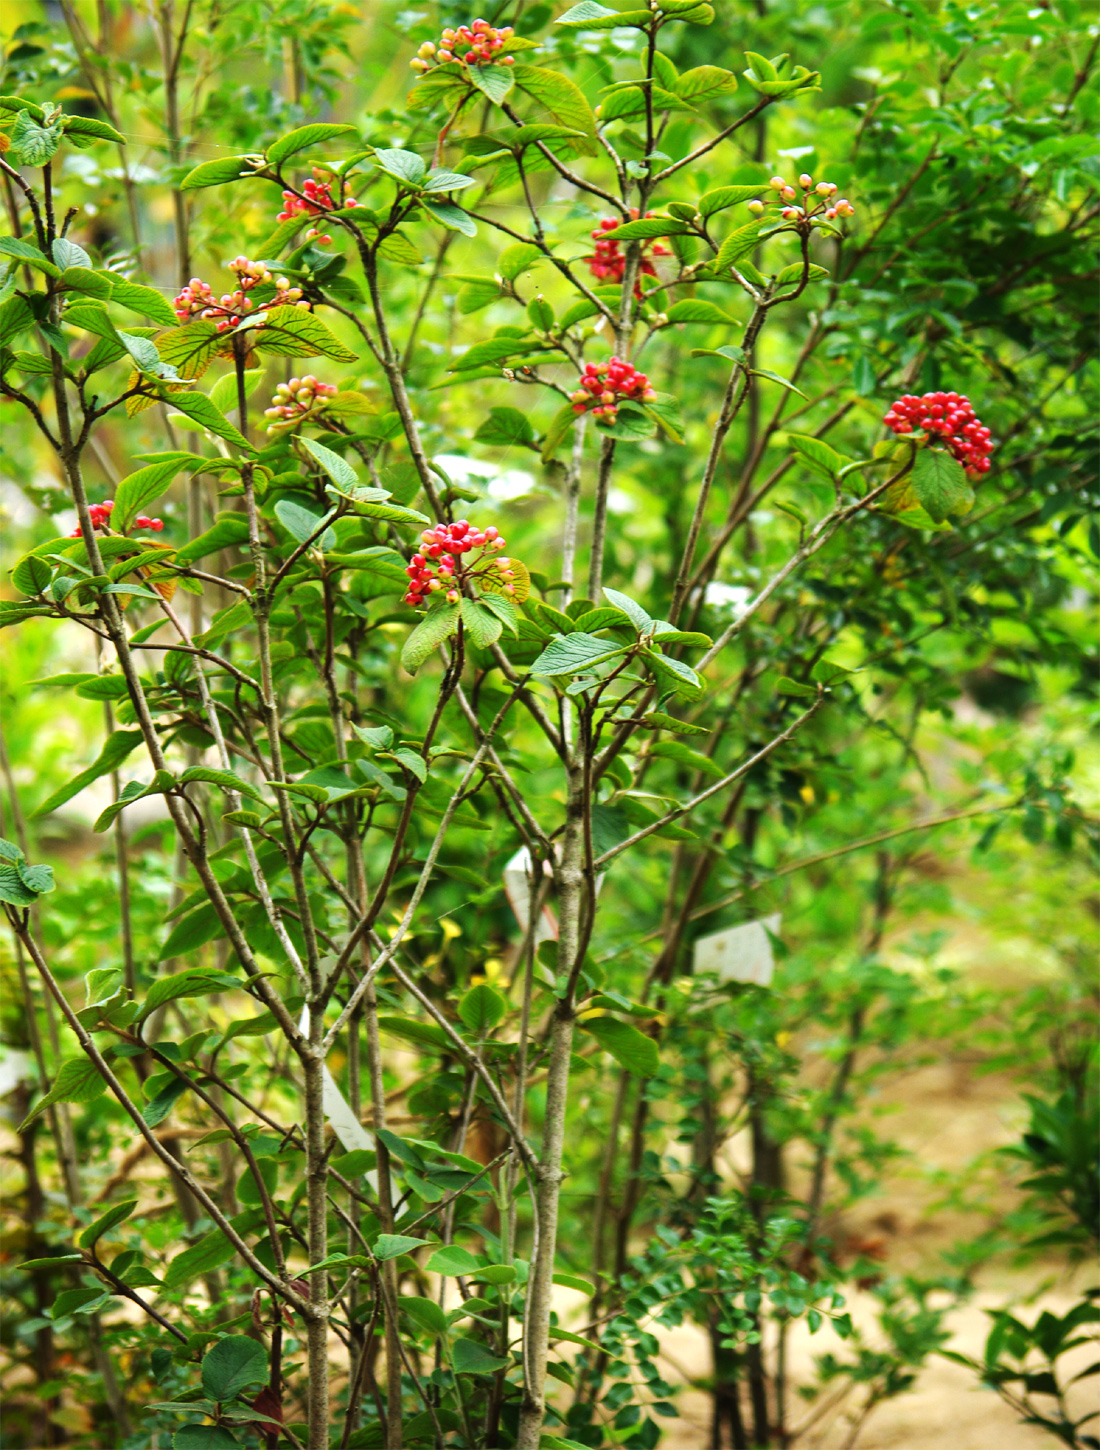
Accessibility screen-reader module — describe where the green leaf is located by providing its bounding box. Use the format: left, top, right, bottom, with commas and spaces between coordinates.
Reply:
18, 1255, 83, 1272
33, 730, 144, 817
222, 1010, 279, 1040
420, 198, 476, 236
105, 276, 182, 327
650, 739, 723, 776
374, 147, 428, 186
352, 723, 394, 750
379, 1015, 446, 1049
379, 231, 424, 265
460, 597, 503, 648
602, 586, 653, 632
18, 861, 54, 899
267, 123, 358, 165
245, 303, 357, 363
0, 295, 34, 347
400, 1295, 449, 1335
53, 237, 91, 270
651, 626, 711, 648
421, 169, 476, 196
389, 748, 426, 783
474, 406, 536, 448
579, 1015, 659, 1075
153, 318, 226, 383
143, 1077, 190, 1127
299, 435, 358, 489
174, 1428, 240, 1450
62, 115, 125, 144
274, 498, 336, 549
449, 336, 540, 373
786, 433, 851, 480
777, 676, 816, 697
0, 860, 36, 904
373, 1234, 423, 1261
530, 631, 626, 676
162, 390, 252, 450
163, 1230, 237, 1289
775, 261, 828, 287
19, 1057, 107, 1130
194, 599, 252, 646
180, 155, 258, 190
641, 647, 703, 699
143, 961, 240, 1012
52, 1286, 111, 1318
752, 369, 808, 399
512, 64, 597, 143
201, 1335, 267, 1400
675, 65, 739, 102
458, 983, 506, 1035
179, 766, 263, 802
541, 402, 579, 461
426, 1244, 481, 1276
114, 453, 195, 530
910, 447, 974, 523
0, 235, 59, 275
595, 403, 656, 442
603, 216, 689, 241
452, 1337, 510, 1374
553, 1272, 595, 1293
498, 241, 544, 280
556, 0, 618, 23
665, 299, 737, 325
401, 601, 461, 675
466, 63, 515, 105
93, 770, 175, 832
476, 589, 518, 635
456, 277, 502, 313
58, 265, 111, 302
174, 514, 250, 565
11, 110, 63, 165
714, 221, 763, 271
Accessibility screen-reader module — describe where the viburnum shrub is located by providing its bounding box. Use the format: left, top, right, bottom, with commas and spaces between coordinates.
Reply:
7, 4, 1086, 1447
587, 211, 670, 292
173, 257, 308, 329
747, 172, 855, 226
276, 172, 361, 245
884, 391, 995, 476
404, 521, 513, 606
410, 17, 517, 73
263, 374, 338, 432
67, 500, 165, 538
570, 357, 658, 420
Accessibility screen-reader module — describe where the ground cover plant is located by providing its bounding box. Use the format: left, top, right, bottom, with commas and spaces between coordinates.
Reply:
0, 0, 1096, 1446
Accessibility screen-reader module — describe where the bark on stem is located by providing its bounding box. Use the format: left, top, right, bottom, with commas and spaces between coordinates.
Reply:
586, 434, 617, 603
515, 766, 585, 1448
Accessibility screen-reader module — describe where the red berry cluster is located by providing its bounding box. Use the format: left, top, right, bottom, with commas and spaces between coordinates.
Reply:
586, 209, 670, 296
746, 174, 854, 226
276, 173, 360, 246
404, 521, 512, 607
68, 500, 164, 538
883, 392, 994, 477
173, 257, 308, 332
410, 18, 516, 71
264, 375, 338, 433
570, 358, 657, 422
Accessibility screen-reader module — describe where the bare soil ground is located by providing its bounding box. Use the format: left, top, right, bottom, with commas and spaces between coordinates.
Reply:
643, 1055, 1096, 1448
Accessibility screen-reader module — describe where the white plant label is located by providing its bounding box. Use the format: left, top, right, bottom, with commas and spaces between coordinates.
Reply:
693, 913, 781, 987
502, 846, 559, 945
299, 1004, 376, 1173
